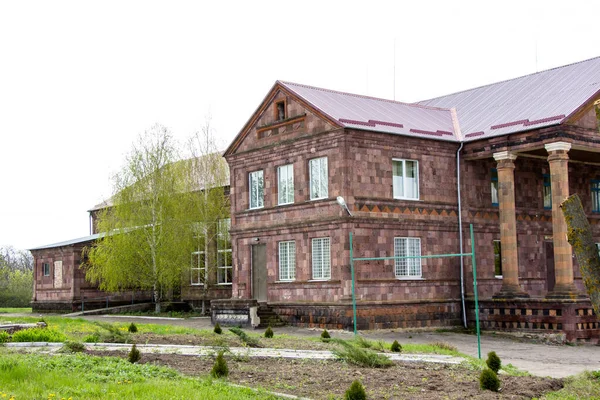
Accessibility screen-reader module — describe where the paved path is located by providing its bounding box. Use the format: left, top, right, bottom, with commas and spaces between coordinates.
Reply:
6, 341, 463, 365
77, 315, 600, 378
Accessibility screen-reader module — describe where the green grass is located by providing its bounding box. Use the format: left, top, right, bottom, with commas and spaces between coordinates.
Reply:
541, 371, 600, 399
0, 350, 281, 399
0, 308, 31, 314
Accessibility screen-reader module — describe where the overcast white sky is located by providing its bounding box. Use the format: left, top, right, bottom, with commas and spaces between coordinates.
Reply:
1, 0, 599, 250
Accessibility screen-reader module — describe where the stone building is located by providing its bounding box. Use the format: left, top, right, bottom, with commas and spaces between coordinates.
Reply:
221, 56, 600, 342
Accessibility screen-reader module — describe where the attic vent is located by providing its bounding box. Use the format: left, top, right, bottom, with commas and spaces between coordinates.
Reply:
276, 101, 286, 121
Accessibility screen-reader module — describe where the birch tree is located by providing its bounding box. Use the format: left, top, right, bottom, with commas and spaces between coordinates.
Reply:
86, 124, 194, 312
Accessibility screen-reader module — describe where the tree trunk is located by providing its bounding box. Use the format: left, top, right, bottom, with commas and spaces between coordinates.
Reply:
560, 194, 600, 315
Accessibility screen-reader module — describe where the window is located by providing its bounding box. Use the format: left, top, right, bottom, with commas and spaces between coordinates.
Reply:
596, 243, 600, 259
309, 157, 328, 200
249, 170, 264, 209
394, 237, 421, 278
276, 101, 286, 121
393, 159, 419, 200
191, 233, 206, 285
312, 237, 331, 280
493, 240, 502, 277
592, 180, 600, 213
543, 174, 552, 209
278, 164, 294, 205
278, 241, 296, 281
217, 218, 232, 285
491, 168, 499, 206
42, 262, 50, 276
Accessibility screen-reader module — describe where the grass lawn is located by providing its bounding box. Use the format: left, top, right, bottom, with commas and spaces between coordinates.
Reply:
0, 308, 31, 314
0, 350, 280, 400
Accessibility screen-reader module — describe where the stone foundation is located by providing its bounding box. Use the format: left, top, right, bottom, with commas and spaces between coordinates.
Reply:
467, 298, 599, 344
271, 300, 462, 330
211, 299, 260, 327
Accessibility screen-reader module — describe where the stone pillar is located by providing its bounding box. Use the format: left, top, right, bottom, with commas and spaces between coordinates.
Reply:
545, 142, 580, 298
492, 151, 529, 298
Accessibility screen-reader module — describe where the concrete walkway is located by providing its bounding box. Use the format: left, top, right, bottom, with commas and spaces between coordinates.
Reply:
5, 341, 464, 365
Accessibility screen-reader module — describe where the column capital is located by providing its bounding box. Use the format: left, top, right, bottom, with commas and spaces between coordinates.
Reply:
545, 141, 571, 153
493, 151, 518, 162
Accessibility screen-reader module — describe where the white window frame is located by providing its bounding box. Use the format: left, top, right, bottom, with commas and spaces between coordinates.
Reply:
278, 241, 296, 281
191, 249, 206, 286
394, 237, 422, 279
278, 164, 294, 205
42, 262, 50, 277
392, 159, 419, 200
309, 157, 328, 200
249, 170, 264, 209
217, 218, 232, 285
312, 237, 331, 280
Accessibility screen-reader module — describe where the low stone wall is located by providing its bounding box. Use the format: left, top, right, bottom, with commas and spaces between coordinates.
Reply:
467, 298, 599, 344
271, 300, 462, 331
211, 299, 260, 327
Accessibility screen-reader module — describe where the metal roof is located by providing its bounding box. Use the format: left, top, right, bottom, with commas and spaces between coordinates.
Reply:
279, 81, 459, 142
416, 56, 600, 141
29, 233, 102, 251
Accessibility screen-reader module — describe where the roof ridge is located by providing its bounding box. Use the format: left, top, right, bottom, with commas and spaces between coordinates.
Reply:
416, 55, 600, 104
278, 80, 452, 112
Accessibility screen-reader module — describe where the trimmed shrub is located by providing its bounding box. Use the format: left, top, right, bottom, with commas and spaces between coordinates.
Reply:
486, 351, 501, 373
11, 328, 66, 343
264, 326, 274, 338
83, 333, 100, 343
93, 322, 130, 343
211, 351, 229, 378
345, 379, 367, 400
391, 340, 402, 353
128, 322, 138, 333
321, 329, 331, 341
128, 344, 141, 363
214, 322, 222, 335
480, 368, 500, 392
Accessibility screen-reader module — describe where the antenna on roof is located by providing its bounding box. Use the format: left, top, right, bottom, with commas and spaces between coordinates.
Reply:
393, 38, 396, 101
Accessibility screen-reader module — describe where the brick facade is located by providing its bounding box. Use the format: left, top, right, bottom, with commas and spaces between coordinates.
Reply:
223, 80, 600, 339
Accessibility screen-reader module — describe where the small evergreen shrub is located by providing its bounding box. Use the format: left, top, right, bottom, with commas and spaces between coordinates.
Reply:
128, 322, 138, 333
354, 336, 372, 349
93, 322, 130, 343
321, 329, 331, 341
480, 368, 500, 392
128, 344, 141, 363
0, 331, 10, 343
211, 351, 229, 378
345, 379, 367, 400
213, 322, 222, 334
60, 341, 86, 353
486, 351, 501, 373
264, 326, 274, 338
391, 340, 402, 352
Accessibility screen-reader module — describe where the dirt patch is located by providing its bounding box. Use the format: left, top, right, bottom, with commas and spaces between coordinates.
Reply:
89, 350, 563, 399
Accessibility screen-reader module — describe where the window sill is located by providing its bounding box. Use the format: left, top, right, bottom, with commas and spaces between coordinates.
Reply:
394, 277, 424, 280
190, 283, 205, 287
309, 278, 331, 282
495, 275, 503, 279
309, 196, 328, 202
275, 280, 295, 283
278, 202, 294, 207
247, 206, 264, 211
393, 197, 420, 201
217, 283, 232, 286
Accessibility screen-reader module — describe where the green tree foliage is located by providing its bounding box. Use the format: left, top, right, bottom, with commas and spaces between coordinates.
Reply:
264, 326, 274, 338
211, 351, 229, 378
0, 247, 33, 307
86, 125, 197, 312
391, 340, 402, 352
128, 344, 141, 363
213, 322, 222, 334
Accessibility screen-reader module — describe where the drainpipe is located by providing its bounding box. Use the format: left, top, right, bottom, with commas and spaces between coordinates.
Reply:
451, 107, 467, 328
